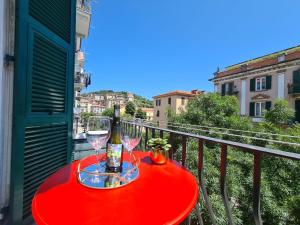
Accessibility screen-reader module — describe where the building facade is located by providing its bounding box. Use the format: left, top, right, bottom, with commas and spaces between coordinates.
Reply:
211, 46, 300, 122
153, 90, 202, 125
141, 108, 154, 121
73, 0, 92, 134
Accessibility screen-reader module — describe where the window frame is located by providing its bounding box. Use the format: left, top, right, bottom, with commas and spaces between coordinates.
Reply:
255, 77, 267, 91
168, 97, 171, 105
255, 101, 266, 117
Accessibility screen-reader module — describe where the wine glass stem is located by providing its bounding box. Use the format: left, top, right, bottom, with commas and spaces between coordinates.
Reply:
95, 149, 101, 172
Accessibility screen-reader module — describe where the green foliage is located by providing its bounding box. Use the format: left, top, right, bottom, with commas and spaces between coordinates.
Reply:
125, 101, 136, 116
168, 92, 300, 225
101, 108, 114, 117
121, 113, 133, 121
133, 94, 153, 108
264, 99, 295, 125
147, 138, 171, 151
135, 108, 147, 119
80, 112, 96, 125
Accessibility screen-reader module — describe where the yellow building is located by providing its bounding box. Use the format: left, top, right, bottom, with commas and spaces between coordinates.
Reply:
153, 90, 202, 125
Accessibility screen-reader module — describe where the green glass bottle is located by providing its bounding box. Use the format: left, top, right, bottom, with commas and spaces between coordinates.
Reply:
106, 104, 123, 172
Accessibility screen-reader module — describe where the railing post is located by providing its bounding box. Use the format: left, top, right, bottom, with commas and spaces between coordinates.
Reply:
152, 128, 155, 138
145, 127, 149, 149
169, 132, 174, 159
198, 139, 216, 225
160, 130, 163, 138
253, 152, 262, 225
182, 136, 187, 166
220, 144, 234, 225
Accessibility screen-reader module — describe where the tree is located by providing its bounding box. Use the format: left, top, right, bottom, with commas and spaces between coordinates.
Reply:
135, 108, 147, 119
101, 108, 114, 118
264, 99, 295, 125
167, 93, 300, 224
80, 112, 96, 129
125, 101, 136, 116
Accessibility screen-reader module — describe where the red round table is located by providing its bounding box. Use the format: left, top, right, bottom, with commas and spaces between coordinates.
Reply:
32, 151, 199, 225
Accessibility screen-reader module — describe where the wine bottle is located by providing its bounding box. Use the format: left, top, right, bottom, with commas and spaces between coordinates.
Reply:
106, 104, 123, 172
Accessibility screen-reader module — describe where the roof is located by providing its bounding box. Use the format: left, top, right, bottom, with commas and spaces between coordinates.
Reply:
153, 90, 197, 99
213, 45, 300, 80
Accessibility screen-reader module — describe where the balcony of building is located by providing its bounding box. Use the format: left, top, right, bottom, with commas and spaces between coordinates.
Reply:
288, 83, 300, 96
76, 0, 92, 38
74, 72, 91, 90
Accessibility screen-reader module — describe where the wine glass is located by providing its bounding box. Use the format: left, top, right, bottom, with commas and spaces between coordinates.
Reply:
121, 119, 144, 157
86, 116, 111, 178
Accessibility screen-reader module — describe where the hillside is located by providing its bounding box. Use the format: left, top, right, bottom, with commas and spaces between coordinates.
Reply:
82, 90, 153, 108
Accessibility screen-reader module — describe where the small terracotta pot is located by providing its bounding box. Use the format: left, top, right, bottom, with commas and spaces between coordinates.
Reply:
150, 148, 168, 164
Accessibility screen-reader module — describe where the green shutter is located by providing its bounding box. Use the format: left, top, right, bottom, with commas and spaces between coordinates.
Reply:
265, 101, 272, 111
228, 82, 234, 95
266, 75, 272, 89
250, 102, 255, 116
250, 78, 255, 92
11, 0, 76, 224
295, 100, 300, 123
293, 70, 300, 93
221, 84, 226, 96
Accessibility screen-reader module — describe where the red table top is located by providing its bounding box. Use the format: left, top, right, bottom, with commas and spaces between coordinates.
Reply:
32, 151, 199, 225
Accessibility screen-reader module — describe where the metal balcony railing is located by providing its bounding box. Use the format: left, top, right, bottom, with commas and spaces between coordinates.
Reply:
288, 83, 300, 94
77, 0, 91, 14
121, 120, 300, 225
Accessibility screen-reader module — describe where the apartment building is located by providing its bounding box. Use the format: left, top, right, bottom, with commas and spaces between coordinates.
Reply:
211, 46, 300, 122
153, 90, 202, 125
73, 0, 92, 133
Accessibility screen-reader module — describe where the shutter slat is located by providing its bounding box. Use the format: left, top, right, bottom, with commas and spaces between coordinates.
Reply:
23, 124, 68, 219
31, 33, 67, 113
29, 0, 71, 42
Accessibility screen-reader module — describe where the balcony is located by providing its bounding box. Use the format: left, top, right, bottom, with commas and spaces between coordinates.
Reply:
288, 83, 300, 96
76, 0, 91, 38
87, 120, 299, 225
74, 73, 91, 90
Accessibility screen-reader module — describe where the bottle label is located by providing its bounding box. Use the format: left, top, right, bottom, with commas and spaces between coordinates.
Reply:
106, 144, 122, 167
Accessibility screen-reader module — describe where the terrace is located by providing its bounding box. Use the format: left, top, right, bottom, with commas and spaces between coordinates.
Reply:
71, 120, 300, 225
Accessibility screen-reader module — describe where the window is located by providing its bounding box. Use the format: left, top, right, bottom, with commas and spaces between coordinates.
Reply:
181, 97, 185, 105
168, 98, 171, 105
255, 102, 266, 117
221, 82, 234, 96
156, 110, 160, 117
278, 55, 285, 62
156, 99, 161, 106
255, 77, 266, 91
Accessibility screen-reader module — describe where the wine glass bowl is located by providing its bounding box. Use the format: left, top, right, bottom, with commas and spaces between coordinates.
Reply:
85, 116, 111, 182
121, 120, 144, 154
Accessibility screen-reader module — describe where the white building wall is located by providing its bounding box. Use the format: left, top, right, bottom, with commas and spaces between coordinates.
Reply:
0, 0, 15, 213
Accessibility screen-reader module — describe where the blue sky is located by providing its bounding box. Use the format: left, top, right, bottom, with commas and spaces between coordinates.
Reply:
82, 0, 300, 99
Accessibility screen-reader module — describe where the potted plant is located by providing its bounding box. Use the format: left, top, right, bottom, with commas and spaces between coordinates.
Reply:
147, 138, 171, 164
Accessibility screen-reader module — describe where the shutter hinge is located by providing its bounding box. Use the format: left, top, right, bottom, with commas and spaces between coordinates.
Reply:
4, 54, 15, 67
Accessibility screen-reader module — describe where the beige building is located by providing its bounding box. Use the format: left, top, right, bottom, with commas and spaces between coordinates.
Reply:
211, 46, 300, 122
141, 108, 154, 121
153, 90, 202, 125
